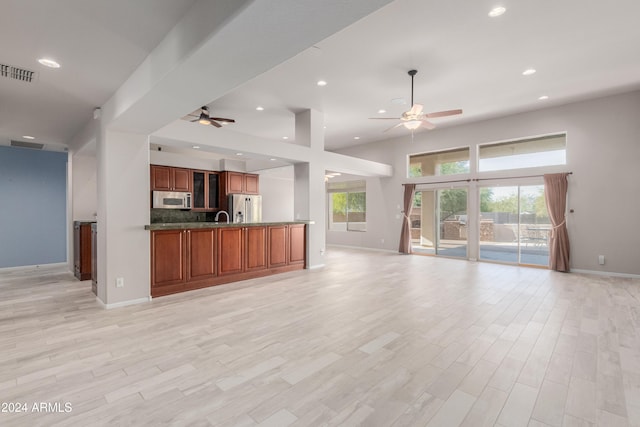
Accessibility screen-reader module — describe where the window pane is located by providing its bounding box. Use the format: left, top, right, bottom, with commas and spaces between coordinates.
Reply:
409, 148, 470, 177
479, 134, 566, 172
332, 192, 347, 223
347, 192, 366, 231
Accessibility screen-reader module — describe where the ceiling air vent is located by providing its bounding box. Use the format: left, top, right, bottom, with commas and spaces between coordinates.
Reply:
1, 63, 37, 83
11, 140, 45, 150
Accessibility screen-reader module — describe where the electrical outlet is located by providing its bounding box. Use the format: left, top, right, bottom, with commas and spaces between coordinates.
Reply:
598, 255, 605, 265
116, 277, 124, 288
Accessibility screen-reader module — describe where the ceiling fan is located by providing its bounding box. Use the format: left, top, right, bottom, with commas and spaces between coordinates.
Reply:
370, 70, 462, 132
188, 106, 235, 128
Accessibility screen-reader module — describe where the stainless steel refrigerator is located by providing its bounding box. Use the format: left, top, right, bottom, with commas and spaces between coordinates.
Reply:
228, 194, 262, 223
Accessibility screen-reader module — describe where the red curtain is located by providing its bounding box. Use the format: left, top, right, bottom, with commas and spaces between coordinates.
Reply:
544, 173, 570, 272
399, 184, 416, 254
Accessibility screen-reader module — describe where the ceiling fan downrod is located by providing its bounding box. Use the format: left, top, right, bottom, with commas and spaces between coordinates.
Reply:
408, 69, 417, 106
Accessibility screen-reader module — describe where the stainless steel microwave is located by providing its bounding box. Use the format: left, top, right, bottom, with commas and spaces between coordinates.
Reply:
152, 191, 192, 209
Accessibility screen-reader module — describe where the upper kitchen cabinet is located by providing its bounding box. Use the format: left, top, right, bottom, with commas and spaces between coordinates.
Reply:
192, 170, 219, 211
150, 165, 192, 192
220, 171, 259, 195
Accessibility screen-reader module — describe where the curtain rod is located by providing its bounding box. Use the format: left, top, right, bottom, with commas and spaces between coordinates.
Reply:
402, 172, 572, 186
475, 172, 572, 182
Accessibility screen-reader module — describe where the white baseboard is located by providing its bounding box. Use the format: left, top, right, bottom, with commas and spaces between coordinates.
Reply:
307, 263, 326, 270
0, 262, 70, 274
570, 269, 640, 279
96, 296, 152, 309
326, 244, 397, 254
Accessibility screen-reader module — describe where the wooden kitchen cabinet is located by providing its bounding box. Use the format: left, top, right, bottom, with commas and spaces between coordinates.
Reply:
244, 173, 259, 194
149, 224, 306, 297
186, 229, 216, 282
151, 229, 187, 293
74, 221, 94, 281
220, 171, 259, 195
192, 170, 219, 211
150, 165, 192, 192
217, 227, 244, 276
289, 224, 306, 265
267, 225, 288, 268
245, 226, 267, 271
91, 223, 97, 295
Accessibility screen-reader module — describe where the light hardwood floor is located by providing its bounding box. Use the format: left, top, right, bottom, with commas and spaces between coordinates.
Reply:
1, 248, 640, 426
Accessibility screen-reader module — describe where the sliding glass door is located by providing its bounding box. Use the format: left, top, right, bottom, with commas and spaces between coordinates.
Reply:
411, 188, 468, 258
479, 184, 550, 266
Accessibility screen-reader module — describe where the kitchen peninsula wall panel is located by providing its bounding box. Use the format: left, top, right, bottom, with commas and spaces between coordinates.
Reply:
148, 223, 307, 297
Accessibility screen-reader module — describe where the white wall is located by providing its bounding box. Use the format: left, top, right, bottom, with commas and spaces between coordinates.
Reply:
258, 166, 294, 222
330, 90, 640, 275
150, 149, 220, 171
72, 153, 98, 220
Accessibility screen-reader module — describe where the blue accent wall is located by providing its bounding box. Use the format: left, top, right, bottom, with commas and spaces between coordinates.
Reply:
0, 146, 68, 268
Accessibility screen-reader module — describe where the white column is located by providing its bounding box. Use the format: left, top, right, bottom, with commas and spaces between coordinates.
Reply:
294, 110, 326, 268
97, 128, 150, 307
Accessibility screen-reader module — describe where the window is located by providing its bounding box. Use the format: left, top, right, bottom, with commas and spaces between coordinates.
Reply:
409, 147, 470, 177
327, 180, 366, 231
479, 134, 566, 172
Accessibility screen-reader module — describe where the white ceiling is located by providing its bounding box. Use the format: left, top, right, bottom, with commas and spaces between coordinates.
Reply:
2, 0, 640, 155
0, 0, 197, 150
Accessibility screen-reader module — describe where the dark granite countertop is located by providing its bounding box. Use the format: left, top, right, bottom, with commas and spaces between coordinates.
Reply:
145, 221, 312, 230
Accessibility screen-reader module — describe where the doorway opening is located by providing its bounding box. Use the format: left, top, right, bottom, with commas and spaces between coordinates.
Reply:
411, 188, 468, 258
479, 184, 550, 266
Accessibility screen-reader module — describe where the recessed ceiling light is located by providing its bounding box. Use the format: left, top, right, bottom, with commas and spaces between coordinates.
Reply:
522, 68, 537, 76
270, 158, 276, 161
282, 136, 289, 140
256, 106, 264, 111
236, 152, 243, 156
488, 6, 506, 17
38, 58, 60, 68
192, 145, 200, 149
317, 80, 327, 87
354, 136, 360, 140
538, 95, 549, 100
22, 135, 35, 140
378, 109, 387, 114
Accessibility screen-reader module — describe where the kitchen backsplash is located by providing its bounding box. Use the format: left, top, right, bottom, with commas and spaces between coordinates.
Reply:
150, 209, 217, 223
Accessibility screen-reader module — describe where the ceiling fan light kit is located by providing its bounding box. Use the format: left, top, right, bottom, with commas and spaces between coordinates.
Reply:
370, 69, 462, 133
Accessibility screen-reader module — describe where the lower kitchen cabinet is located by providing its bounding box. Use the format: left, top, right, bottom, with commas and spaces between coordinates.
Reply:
217, 227, 244, 276
187, 229, 216, 281
74, 221, 94, 281
245, 226, 267, 271
150, 224, 306, 297
268, 226, 288, 268
289, 224, 306, 265
151, 230, 186, 292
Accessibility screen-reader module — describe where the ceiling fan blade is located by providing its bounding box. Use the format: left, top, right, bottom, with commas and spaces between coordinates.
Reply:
209, 120, 222, 128
189, 118, 199, 122
420, 119, 436, 130
425, 109, 463, 118
210, 117, 235, 123
409, 103, 423, 115
383, 122, 405, 133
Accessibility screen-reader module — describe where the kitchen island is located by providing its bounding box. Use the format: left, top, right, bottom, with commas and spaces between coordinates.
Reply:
145, 222, 307, 297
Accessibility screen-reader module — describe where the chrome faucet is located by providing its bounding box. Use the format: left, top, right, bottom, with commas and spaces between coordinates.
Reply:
214, 210, 229, 223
